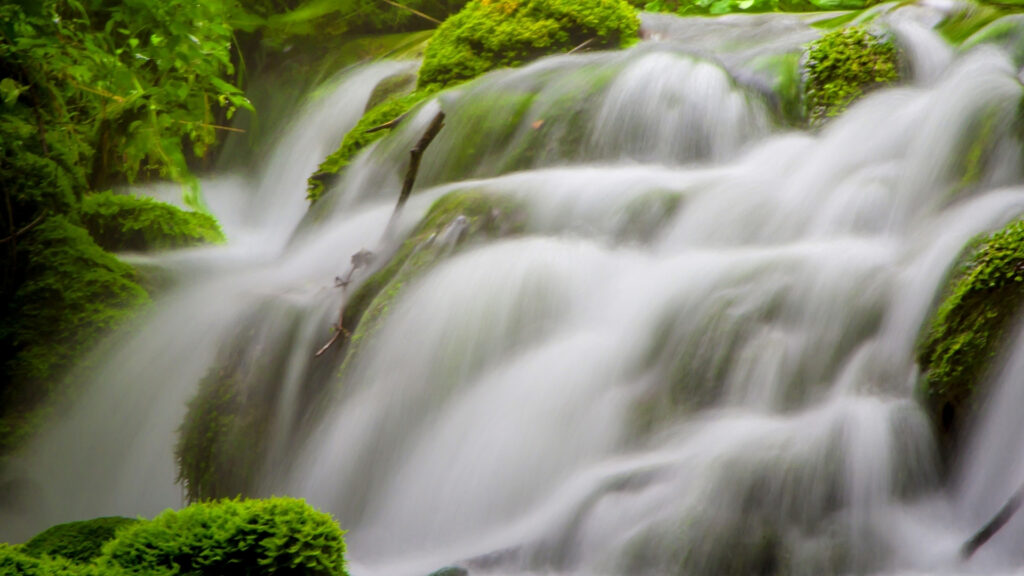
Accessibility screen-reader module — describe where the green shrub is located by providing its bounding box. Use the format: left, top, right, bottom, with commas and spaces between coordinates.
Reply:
919, 219, 1024, 454
417, 0, 640, 89
22, 517, 139, 564
307, 88, 438, 203
80, 192, 225, 253
102, 498, 348, 576
804, 26, 898, 123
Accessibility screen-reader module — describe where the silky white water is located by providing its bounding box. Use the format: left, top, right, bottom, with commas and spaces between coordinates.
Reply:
4, 6, 1024, 575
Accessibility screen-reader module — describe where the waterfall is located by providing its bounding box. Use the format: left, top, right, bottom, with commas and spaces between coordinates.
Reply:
5, 7, 1024, 576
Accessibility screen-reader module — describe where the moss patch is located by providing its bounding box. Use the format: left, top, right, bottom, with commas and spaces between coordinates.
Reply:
21, 517, 138, 564
918, 218, 1024, 455
804, 26, 899, 123
417, 0, 640, 90
306, 88, 438, 203
80, 192, 224, 253
0, 217, 149, 454
339, 190, 526, 369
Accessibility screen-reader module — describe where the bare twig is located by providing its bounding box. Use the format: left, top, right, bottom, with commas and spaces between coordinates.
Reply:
384, 110, 446, 236
364, 111, 410, 134
0, 211, 47, 245
961, 482, 1024, 560
174, 120, 246, 134
315, 249, 376, 357
568, 37, 596, 54
381, 0, 442, 24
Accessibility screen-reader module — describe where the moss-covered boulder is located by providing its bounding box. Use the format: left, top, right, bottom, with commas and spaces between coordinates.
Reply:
307, 88, 438, 203
80, 192, 225, 252
918, 218, 1024, 455
804, 26, 899, 123
0, 217, 150, 454
0, 544, 112, 576
102, 498, 347, 576
175, 303, 313, 502
417, 0, 640, 89
21, 517, 138, 564
339, 190, 527, 368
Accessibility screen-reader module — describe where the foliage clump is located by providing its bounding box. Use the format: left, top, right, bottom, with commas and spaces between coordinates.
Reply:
919, 219, 1024, 453
804, 26, 898, 123
103, 498, 348, 576
0, 544, 115, 576
81, 192, 225, 253
307, 88, 438, 203
21, 518, 139, 564
417, 0, 640, 89
0, 217, 149, 453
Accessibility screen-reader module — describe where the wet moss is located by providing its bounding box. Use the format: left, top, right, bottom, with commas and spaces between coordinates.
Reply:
804, 26, 899, 123
306, 88, 438, 203
918, 218, 1024, 455
339, 190, 526, 370
417, 0, 640, 90
80, 192, 224, 253
21, 517, 138, 564
0, 217, 149, 454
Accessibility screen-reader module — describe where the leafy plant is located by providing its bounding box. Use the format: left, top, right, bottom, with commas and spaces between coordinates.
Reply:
804, 26, 898, 123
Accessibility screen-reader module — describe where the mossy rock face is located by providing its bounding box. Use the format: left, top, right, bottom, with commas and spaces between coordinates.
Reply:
307, 88, 438, 203
417, 0, 640, 90
0, 217, 149, 454
102, 498, 348, 576
80, 192, 224, 253
21, 517, 138, 563
175, 303, 310, 502
339, 190, 527, 372
918, 218, 1024, 456
803, 26, 898, 124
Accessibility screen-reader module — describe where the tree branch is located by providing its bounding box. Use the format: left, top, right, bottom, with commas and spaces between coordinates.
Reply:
381, 0, 442, 24
385, 109, 446, 235
962, 482, 1024, 560
0, 211, 47, 245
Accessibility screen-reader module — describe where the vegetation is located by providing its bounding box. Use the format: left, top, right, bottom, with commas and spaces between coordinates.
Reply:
103, 498, 347, 576
804, 26, 899, 123
339, 190, 526, 371
0, 218, 150, 453
307, 88, 438, 203
4, 498, 346, 576
21, 518, 139, 564
642, 0, 878, 16
417, 0, 640, 89
918, 218, 1024, 454
81, 192, 225, 253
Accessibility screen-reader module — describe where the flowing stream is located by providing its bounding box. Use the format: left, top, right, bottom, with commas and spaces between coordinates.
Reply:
5, 6, 1024, 575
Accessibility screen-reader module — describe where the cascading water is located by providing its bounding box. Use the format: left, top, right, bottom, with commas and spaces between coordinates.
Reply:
4, 6, 1024, 575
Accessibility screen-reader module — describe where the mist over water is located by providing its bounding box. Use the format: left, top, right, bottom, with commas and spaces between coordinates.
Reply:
5, 7, 1024, 575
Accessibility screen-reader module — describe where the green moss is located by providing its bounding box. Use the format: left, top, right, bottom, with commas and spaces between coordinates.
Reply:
804, 26, 899, 123
307, 88, 438, 203
0, 217, 150, 454
339, 190, 526, 369
749, 52, 805, 126
0, 544, 116, 576
101, 498, 348, 576
918, 218, 1024, 454
938, 2, 1006, 45
176, 305, 304, 502
21, 518, 139, 564
417, 0, 640, 90
615, 191, 684, 243
962, 14, 1024, 65
80, 192, 224, 253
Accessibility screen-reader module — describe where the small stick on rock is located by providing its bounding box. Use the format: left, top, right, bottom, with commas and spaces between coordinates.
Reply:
315, 249, 376, 357
961, 481, 1024, 560
383, 109, 446, 237
364, 111, 410, 134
